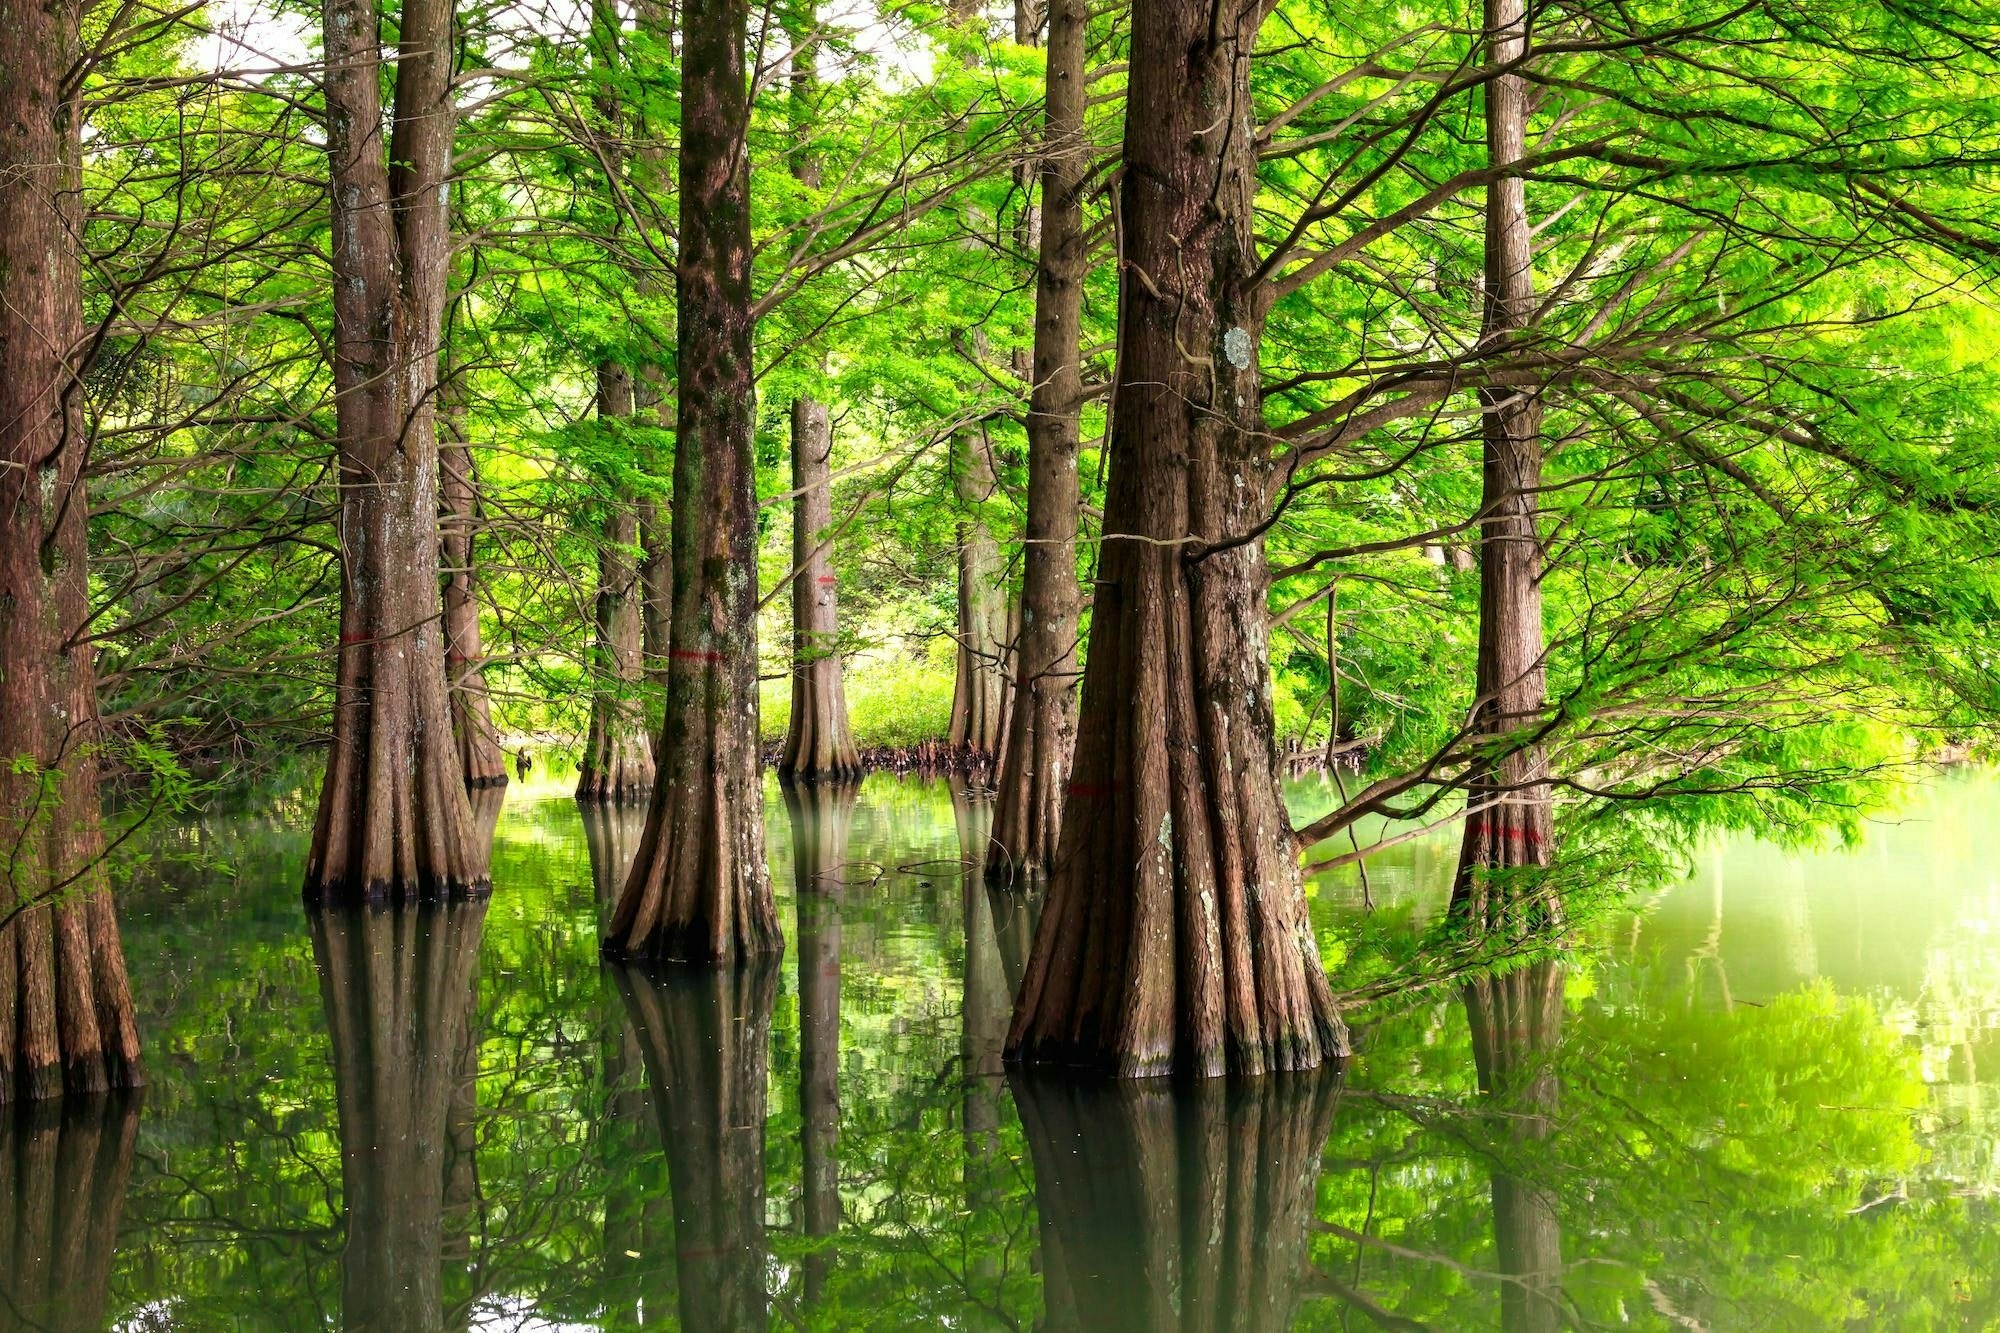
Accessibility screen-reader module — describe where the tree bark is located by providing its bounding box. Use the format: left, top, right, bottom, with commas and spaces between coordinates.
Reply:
578, 363, 659, 804
988, 0, 1087, 878
1005, 0, 1345, 1078
604, 0, 779, 962
0, 0, 145, 1102
613, 961, 777, 1331
1451, 0, 1556, 930
438, 365, 509, 789
779, 12, 860, 780
781, 397, 861, 776
1464, 962, 1566, 1333
1012, 1067, 1340, 1329
783, 778, 855, 1302
0, 1092, 142, 1327
947, 425, 1011, 758
308, 0, 490, 903
311, 901, 488, 1333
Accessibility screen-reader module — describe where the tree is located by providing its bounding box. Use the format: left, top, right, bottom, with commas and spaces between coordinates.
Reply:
437, 355, 510, 789
576, 358, 658, 804
603, 0, 779, 961
306, 0, 490, 901
0, 0, 144, 1100
1006, 0, 1346, 1078
311, 901, 487, 1332
576, 0, 659, 806
1452, 0, 1555, 930
988, 0, 1087, 878
780, 9, 862, 780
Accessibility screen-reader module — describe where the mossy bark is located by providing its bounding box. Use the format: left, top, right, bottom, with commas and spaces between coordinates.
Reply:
0, 0, 144, 1101
604, 0, 778, 962
308, 0, 489, 903
1005, 0, 1345, 1078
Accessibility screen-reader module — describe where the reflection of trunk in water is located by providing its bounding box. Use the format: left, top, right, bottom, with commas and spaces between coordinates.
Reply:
612, 962, 777, 1332
584, 805, 650, 909
1013, 1069, 1341, 1331
1464, 962, 1565, 1333
0, 1092, 141, 1330
589, 803, 671, 1322
784, 779, 858, 1303
312, 902, 488, 1333
952, 777, 1010, 1283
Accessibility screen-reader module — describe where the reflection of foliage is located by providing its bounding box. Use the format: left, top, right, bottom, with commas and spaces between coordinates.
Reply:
1302, 981, 1990, 1330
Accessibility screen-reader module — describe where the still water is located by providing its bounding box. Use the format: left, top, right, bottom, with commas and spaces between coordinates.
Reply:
20, 770, 1999, 1329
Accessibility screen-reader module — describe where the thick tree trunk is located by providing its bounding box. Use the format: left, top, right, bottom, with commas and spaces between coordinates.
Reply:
1452, 0, 1555, 930
613, 961, 776, 1331
947, 426, 1011, 758
783, 778, 855, 1302
604, 0, 778, 962
438, 370, 509, 790
311, 901, 488, 1333
1006, 0, 1345, 1078
0, 1092, 142, 1326
988, 0, 1087, 879
781, 397, 860, 776
1012, 1068, 1340, 1329
579, 364, 659, 803
0, 0, 145, 1102
308, 0, 489, 903
1464, 962, 1566, 1333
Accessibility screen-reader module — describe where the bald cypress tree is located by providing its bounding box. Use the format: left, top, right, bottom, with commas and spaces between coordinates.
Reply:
1005, 0, 1345, 1078
0, 0, 143, 1099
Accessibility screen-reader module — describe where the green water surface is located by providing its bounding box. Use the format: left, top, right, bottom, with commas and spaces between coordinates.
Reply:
20, 770, 1998, 1329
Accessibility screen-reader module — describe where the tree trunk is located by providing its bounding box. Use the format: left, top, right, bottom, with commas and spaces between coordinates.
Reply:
1005, 0, 1345, 1078
0, 1092, 142, 1326
579, 364, 659, 804
438, 367, 509, 790
783, 778, 855, 1302
311, 901, 488, 1333
613, 961, 776, 1331
1452, 0, 1556, 930
0, 0, 145, 1102
308, 0, 489, 903
988, 0, 1087, 878
1464, 962, 1566, 1333
1012, 1068, 1340, 1330
779, 13, 860, 779
603, 0, 779, 962
780, 397, 861, 776
947, 425, 1011, 758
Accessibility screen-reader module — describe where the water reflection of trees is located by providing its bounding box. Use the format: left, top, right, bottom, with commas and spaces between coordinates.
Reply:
785, 778, 858, 1304
612, 961, 778, 1331
311, 902, 486, 1332
0, 1093, 141, 1330
1300, 965, 1992, 1329
1015, 1069, 1342, 1331
1464, 963, 1565, 1333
